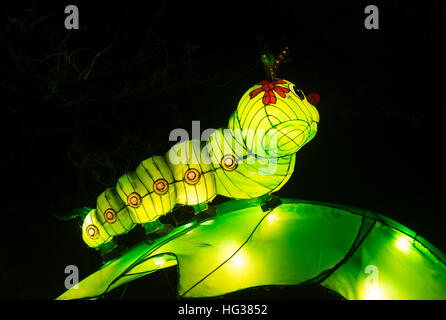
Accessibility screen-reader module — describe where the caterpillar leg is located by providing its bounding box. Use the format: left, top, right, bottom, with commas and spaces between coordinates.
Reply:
195, 204, 217, 222
143, 219, 165, 234
144, 219, 175, 242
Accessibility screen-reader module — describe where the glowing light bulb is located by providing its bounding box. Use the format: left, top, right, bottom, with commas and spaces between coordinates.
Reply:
364, 286, 385, 300
267, 213, 277, 224
232, 254, 244, 267
395, 235, 412, 252
154, 257, 165, 267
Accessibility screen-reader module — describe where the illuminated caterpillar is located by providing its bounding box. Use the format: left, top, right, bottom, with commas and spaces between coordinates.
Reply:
80, 50, 320, 252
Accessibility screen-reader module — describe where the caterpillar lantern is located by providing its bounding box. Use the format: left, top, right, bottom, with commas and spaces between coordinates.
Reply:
80, 47, 320, 253
59, 46, 446, 301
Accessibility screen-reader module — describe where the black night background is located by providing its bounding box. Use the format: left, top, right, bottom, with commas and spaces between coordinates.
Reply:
0, 0, 445, 300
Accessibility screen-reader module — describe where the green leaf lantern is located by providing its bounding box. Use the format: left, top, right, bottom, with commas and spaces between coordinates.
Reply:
59, 198, 446, 300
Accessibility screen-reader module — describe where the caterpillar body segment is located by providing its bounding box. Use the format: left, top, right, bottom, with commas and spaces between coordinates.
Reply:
166, 140, 217, 206
205, 128, 296, 199
98, 188, 134, 234
81, 79, 320, 250
82, 206, 113, 248
137, 156, 177, 219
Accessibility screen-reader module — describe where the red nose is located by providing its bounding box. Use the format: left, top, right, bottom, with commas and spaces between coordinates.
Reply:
307, 92, 320, 106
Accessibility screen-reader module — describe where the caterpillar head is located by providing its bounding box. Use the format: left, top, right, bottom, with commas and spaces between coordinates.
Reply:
229, 79, 319, 158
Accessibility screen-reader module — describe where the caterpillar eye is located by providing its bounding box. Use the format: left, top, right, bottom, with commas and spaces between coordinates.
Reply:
294, 86, 305, 100
184, 168, 200, 185
86, 225, 99, 239
220, 154, 237, 171
104, 209, 117, 223
153, 179, 169, 195
127, 192, 142, 208
290, 84, 305, 100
